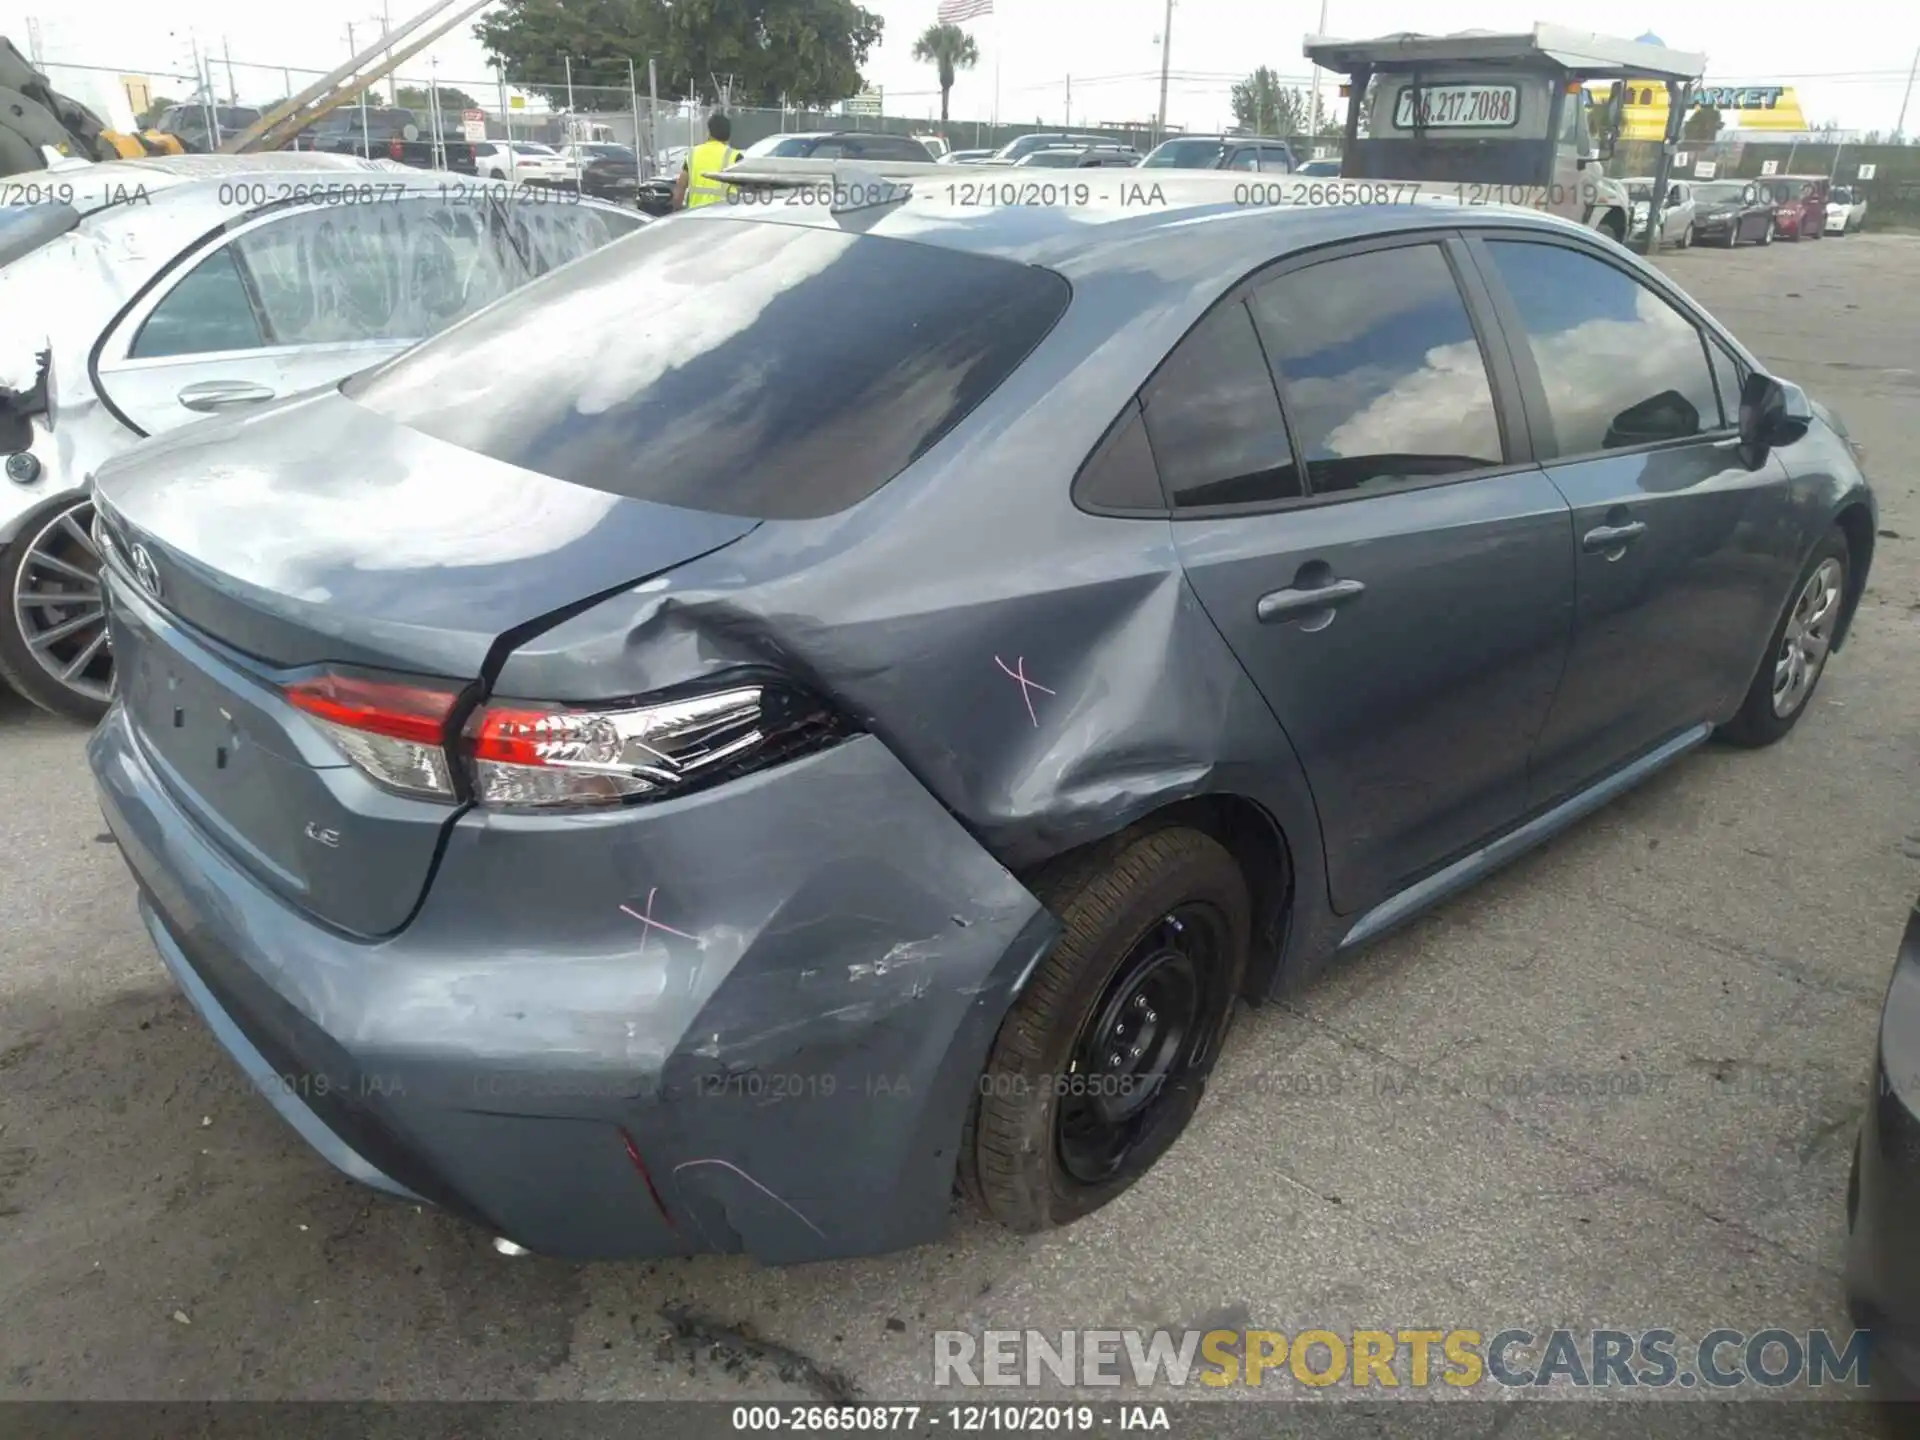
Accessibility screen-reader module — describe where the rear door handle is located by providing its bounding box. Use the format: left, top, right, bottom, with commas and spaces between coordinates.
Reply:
178, 380, 277, 413
1581, 520, 1647, 554
1257, 577, 1366, 624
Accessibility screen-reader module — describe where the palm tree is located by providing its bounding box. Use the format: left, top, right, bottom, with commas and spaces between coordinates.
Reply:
912, 23, 980, 124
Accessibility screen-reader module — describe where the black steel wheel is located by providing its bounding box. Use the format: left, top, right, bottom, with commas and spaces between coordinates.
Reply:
963, 825, 1250, 1232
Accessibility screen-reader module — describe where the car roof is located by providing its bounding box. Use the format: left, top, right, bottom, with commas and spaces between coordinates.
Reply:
681, 181, 1595, 285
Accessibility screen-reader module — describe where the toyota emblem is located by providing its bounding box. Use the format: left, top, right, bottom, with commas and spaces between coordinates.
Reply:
129, 543, 162, 599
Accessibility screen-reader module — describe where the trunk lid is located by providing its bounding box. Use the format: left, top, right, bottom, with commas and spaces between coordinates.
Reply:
93, 386, 759, 937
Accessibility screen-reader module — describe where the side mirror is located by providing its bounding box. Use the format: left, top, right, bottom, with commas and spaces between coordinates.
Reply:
1738, 373, 1812, 468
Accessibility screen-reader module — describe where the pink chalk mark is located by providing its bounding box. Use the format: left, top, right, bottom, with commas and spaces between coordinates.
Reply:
994, 654, 1056, 728
621, 887, 698, 959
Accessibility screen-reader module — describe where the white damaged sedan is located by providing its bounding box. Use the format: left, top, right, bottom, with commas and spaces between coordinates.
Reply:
0, 152, 645, 720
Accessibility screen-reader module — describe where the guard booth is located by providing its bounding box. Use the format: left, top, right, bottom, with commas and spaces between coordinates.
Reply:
1304, 24, 1705, 251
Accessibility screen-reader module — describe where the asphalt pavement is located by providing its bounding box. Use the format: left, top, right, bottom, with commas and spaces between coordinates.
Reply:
1, 229, 1917, 1431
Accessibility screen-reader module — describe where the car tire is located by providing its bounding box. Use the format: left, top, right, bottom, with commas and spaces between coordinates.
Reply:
1679, 223, 1694, 249
962, 825, 1250, 1233
0, 492, 111, 725
1717, 528, 1849, 748
1760, 218, 1774, 245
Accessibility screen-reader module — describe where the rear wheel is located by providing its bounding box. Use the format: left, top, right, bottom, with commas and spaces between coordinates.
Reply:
1760, 217, 1775, 245
0, 494, 111, 724
1678, 222, 1694, 249
963, 826, 1250, 1232
1718, 528, 1848, 747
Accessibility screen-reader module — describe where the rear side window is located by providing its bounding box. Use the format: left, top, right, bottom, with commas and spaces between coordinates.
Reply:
132, 247, 266, 358
1483, 239, 1721, 455
1250, 243, 1504, 494
1141, 301, 1302, 509
345, 220, 1070, 520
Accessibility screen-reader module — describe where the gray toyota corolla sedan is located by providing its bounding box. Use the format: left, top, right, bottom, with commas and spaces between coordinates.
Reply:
88, 183, 1875, 1264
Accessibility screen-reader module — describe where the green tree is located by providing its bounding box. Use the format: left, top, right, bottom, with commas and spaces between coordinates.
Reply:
1682, 105, 1723, 142
137, 95, 178, 129
396, 85, 482, 116
475, 0, 883, 110
911, 23, 977, 124
1231, 68, 1307, 137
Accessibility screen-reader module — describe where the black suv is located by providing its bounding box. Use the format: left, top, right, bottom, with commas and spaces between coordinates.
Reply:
152, 104, 262, 153
1140, 134, 1297, 172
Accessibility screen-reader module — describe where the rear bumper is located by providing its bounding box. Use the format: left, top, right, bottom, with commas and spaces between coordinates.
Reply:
1846, 901, 1920, 1391
91, 703, 1057, 1262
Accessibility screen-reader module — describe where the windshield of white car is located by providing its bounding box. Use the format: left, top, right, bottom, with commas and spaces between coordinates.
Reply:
0, 202, 79, 271
1831, 186, 1854, 203
743, 135, 818, 157
1627, 183, 1654, 201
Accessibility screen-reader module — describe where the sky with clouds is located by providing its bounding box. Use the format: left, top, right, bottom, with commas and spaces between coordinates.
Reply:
4, 0, 1913, 134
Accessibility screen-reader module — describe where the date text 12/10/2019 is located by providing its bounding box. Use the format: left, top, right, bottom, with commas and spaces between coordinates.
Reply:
729, 1405, 1173, 1430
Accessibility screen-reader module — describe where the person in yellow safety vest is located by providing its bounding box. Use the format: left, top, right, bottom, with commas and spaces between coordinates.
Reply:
673, 112, 744, 210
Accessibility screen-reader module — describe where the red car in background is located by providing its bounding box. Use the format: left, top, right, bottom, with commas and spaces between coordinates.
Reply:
1762, 175, 1830, 241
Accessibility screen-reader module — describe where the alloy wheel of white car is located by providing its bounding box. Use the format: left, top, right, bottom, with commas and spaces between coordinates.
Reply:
0, 495, 111, 723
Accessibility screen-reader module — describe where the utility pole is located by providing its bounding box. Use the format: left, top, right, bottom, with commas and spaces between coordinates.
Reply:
223, 37, 237, 105
1896, 43, 1920, 142
627, 58, 642, 153
565, 55, 576, 122
647, 56, 659, 172
384, 1, 397, 104
24, 16, 43, 67
1309, 0, 1329, 136
191, 34, 217, 146
1155, 0, 1174, 144
1065, 75, 1071, 126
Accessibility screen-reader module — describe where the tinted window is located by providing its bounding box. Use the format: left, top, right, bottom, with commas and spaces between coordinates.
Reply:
845, 135, 935, 161
345, 221, 1071, 520
1258, 146, 1291, 172
1073, 401, 1165, 512
1249, 244, 1503, 494
1144, 139, 1228, 168
1022, 151, 1084, 168
235, 200, 519, 344
1484, 240, 1720, 455
1141, 301, 1301, 509
1226, 148, 1261, 171
131, 247, 267, 358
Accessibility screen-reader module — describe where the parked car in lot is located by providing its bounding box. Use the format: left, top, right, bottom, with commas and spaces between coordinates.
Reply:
1761, 174, 1829, 241
740, 130, 935, 162
472, 140, 576, 187
1826, 184, 1867, 235
289, 106, 479, 174
151, 104, 262, 154
938, 148, 996, 165
991, 131, 1115, 162
915, 133, 950, 159
1296, 158, 1342, 176
1016, 144, 1139, 168
1140, 134, 1297, 172
84, 190, 1875, 1265
1691, 180, 1777, 246
1849, 895, 1920, 1395
0, 153, 646, 720
562, 141, 639, 201
1626, 176, 1695, 248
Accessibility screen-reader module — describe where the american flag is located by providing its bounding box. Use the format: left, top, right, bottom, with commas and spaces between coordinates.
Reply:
937, 0, 994, 23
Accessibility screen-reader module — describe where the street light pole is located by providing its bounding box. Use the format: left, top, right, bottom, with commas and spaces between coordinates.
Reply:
1895, 42, 1920, 142
1310, 0, 1329, 137
1155, 0, 1174, 144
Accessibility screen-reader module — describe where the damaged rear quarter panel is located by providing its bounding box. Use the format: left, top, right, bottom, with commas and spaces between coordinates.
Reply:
492, 235, 1337, 957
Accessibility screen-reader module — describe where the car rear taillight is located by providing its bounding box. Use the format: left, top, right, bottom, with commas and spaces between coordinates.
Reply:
285, 672, 462, 800
462, 680, 852, 809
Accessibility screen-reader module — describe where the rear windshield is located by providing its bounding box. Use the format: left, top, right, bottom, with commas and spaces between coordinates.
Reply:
0, 202, 79, 270
344, 218, 1071, 520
